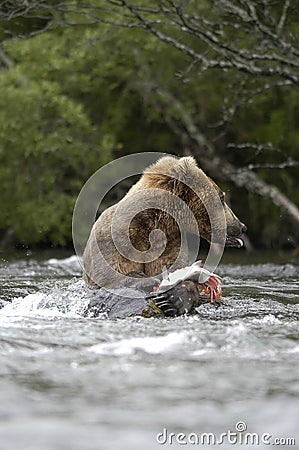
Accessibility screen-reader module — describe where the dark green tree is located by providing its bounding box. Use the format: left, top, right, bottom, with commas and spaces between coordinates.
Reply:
0, 0, 298, 249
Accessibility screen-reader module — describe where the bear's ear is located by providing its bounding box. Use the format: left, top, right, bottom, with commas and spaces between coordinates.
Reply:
144, 156, 179, 176
143, 155, 200, 193
174, 157, 198, 182
144, 156, 197, 180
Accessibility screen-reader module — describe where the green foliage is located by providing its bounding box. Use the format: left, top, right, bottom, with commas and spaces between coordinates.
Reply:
0, 2, 298, 249
0, 36, 112, 245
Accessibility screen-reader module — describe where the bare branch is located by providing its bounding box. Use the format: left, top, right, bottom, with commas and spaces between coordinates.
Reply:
246, 160, 299, 171
2, 1, 299, 84
277, 0, 290, 35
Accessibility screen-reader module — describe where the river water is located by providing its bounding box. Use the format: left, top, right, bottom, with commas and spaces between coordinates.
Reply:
0, 251, 298, 450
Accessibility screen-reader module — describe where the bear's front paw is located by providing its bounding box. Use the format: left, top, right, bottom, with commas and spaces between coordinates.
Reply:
146, 280, 198, 317
148, 292, 178, 317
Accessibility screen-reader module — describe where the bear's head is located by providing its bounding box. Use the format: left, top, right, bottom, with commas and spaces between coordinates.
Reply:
141, 156, 246, 248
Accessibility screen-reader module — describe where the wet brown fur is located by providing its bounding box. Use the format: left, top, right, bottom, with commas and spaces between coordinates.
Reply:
83, 156, 244, 288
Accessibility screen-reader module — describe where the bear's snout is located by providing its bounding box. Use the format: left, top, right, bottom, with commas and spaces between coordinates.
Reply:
227, 220, 247, 238
224, 205, 247, 248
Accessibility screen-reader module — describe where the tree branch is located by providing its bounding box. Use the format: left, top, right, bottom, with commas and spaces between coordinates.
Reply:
2, 2, 299, 83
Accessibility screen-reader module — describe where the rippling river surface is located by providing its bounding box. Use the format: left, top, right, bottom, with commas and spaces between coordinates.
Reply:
0, 251, 298, 450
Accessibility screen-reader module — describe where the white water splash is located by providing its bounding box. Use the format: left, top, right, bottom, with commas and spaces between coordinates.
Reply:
0, 279, 90, 321
0, 293, 68, 318
89, 332, 187, 355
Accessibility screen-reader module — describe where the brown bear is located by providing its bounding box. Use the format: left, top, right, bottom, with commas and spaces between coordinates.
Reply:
83, 156, 246, 294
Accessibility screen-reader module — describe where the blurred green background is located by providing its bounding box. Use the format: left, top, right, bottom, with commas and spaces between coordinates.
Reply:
0, 1, 298, 251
